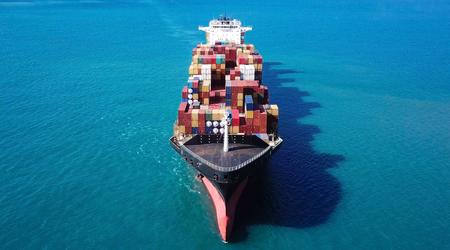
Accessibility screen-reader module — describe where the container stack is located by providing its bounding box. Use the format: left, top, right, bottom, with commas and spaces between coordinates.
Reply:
225, 77, 232, 108
229, 67, 241, 80
225, 46, 237, 62
263, 104, 279, 134
176, 41, 278, 136
200, 65, 211, 105
236, 45, 263, 81
239, 65, 255, 80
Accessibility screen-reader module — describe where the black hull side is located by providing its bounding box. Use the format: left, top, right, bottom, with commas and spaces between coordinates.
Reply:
170, 136, 273, 201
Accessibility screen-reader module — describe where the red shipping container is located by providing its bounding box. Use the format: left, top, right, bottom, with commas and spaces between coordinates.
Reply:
232, 109, 239, 126
239, 125, 245, 134
193, 80, 199, 88
209, 103, 222, 109
238, 56, 247, 65
253, 110, 260, 126
178, 102, 188, 125
178, 102, 187, 112
178, 114, 184, 126
198, 110, 206, 122
242, 124, 250, 134
246, 118, 253, 127
185, 125, 192, 134
182, 86, 188, 99
184, 108, 192, 123
260, 112, 267, 133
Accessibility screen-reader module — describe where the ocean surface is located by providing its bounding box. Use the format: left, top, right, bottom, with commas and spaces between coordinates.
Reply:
1, 0, 450, 249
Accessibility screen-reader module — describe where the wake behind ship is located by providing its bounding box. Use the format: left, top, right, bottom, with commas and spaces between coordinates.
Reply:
170, 17, 282, 242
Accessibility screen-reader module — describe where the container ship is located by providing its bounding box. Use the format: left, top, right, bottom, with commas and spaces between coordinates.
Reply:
170, 17, 282, 242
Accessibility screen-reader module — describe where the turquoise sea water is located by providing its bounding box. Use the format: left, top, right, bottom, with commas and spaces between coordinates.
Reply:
1, 1, 450, 249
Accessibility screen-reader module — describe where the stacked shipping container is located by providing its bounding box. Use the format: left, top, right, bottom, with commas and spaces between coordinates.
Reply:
176, 42, 278, 136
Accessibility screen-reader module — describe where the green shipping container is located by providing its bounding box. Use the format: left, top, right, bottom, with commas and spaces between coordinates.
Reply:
206, 110, 213, 120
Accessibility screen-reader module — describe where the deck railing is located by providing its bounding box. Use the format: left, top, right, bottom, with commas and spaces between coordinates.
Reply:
180, 144, 272, 172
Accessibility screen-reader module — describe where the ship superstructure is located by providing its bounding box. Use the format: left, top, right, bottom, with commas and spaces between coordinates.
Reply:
199, 16, 252, 45
170, 17, 282, 242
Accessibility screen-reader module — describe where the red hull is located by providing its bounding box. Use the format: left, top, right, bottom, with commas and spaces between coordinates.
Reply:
202, 176, 248, 242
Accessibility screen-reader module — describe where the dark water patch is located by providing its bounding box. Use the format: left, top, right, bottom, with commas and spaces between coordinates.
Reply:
232, 62, 344, 242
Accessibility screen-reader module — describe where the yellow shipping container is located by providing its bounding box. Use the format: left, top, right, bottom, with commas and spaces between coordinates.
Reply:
212, 64, 216, 70
191, 120, 198, 127
237, 93, 243, 100
193, 93, 198, 100
214, 109, 225, 120
246, 110, 254, 119
232, 126, 239, 134
203, 98, 209, 105
220, 64, 225, 70
192, 109, 199, 120
178, 125, 185, 133
248, 56, 253, 64
212, 110, 218, 120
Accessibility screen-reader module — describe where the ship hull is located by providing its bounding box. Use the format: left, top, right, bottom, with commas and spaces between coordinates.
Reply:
201, 176, 248, 242
169, 135, 278, 241
170, 135, 272, 199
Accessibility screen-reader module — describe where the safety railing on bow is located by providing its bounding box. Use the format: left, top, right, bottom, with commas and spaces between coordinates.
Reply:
180, 144, 272, 172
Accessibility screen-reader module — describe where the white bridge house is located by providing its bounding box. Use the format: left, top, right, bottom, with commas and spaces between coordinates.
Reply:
199, 16, 252, 45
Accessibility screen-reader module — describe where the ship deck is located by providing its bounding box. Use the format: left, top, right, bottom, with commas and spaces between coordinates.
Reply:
180, 135, 270, 169
184, 142, 266, 168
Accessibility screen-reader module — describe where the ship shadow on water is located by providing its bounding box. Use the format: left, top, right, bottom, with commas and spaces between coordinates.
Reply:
232, 62, 344, 242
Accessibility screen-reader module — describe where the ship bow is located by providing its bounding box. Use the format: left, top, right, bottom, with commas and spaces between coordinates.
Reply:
202, 176, 248, 242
